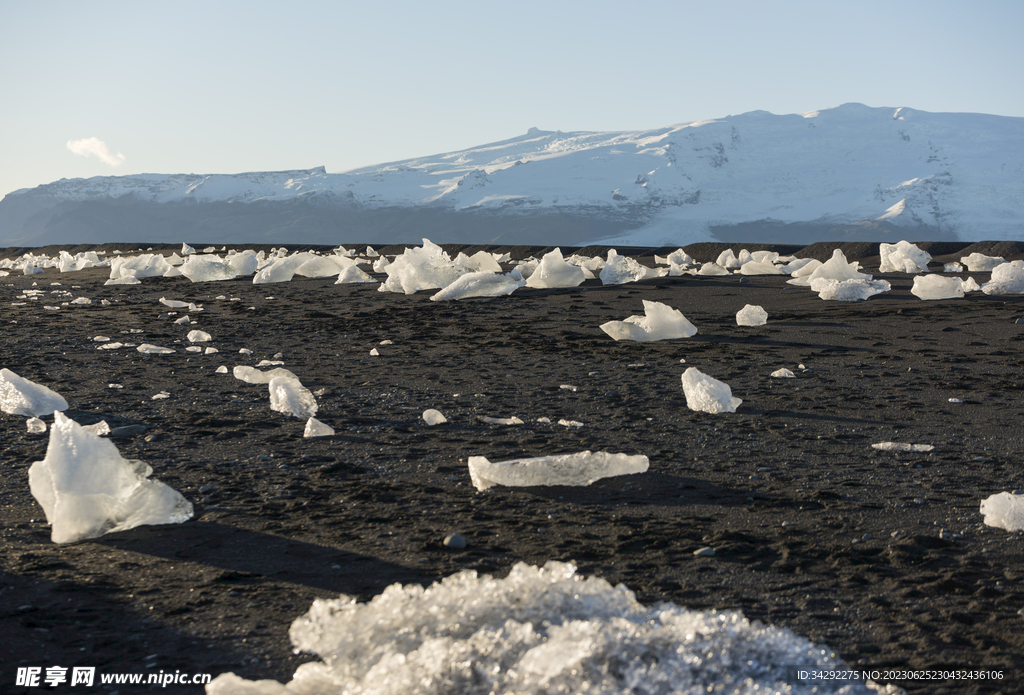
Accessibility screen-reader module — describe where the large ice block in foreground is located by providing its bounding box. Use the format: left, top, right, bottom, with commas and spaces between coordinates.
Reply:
681, 367, 741, 413
268, 376, 318, 418
910, 275, 965, 300
980, 492, 1024, 531
467, 451, 648, 491
28, 412, 193, 544
878, 240, 931, 273
0, 368, 68, 416
207, 561, 865, 695
599, 300, 697, 342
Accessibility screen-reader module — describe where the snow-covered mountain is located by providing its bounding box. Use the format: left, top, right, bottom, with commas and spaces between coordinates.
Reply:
3, 103, 1022, 247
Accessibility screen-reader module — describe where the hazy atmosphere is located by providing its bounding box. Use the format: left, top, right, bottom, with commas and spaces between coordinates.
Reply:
2, 0, 1023, 199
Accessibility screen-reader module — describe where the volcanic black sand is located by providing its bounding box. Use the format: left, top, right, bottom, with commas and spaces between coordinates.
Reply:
2, 241, 1024, 694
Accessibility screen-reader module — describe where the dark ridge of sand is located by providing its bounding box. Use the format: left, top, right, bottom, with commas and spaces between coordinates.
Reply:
2, 246, 1024, 694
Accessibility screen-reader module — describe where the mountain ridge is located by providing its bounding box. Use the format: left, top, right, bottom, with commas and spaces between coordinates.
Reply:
4, 103, 1022, 247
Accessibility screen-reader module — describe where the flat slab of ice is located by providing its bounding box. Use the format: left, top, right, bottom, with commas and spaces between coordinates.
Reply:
0, 368, 68, 417
468, 451, 648, 491
28, 412, 193, 544
207, 560, 870, 695
980, 492, 1024, 531
871, 442, 934, 452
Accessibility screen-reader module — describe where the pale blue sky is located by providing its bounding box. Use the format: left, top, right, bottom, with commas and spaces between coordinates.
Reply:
2, 0, 1022, 197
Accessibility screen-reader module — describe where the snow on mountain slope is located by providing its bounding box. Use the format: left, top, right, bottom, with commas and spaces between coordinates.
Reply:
3, 103, 1022, 246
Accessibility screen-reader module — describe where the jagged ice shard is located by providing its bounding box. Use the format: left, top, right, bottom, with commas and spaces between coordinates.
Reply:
599, 300, 697, 342
524, 248, 585, 288
28, 412, 193, 544
681, 367, 741, 414
268, 376, 318, 419
206, 560, 874, 695
468, 451, 648, 491
0, 368, 69, 417
878, 240, 932, 273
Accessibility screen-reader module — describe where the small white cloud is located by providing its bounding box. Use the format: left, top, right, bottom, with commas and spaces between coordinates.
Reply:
67, 137, 125, 167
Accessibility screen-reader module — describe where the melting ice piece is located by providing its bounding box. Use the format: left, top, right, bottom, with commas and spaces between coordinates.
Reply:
422, 409, 447, 426
187, 330, 212, 342
980, 492, 1024, 531
810, 278, 890, 301
878, 240, 931, 273
981, 262, 1024, 295
27, 417, 47, 434
789, 249, 869, 287
304, 417, 335, 438
28, 412, 193, 544
430, 271, 520, 301
599, 250, 649, 285
911, 275, 965, 300
159, 297, 191, 308
871, 442, 934, 452
960, 252, 1005, 272
82, 420, 111, 435
207, 561, 865, 695
771, 368, 796, 378
599, 300, 697, 342
335, 265, 376, 284
478, 415, 524, 425
524, 248, 585, 288
0, 368, 69, 416
468, 451, 648, 491
268, 376, 318, 419
137, 344, 175, 355
233, 365, 298, 384
179, 256, 239, 283
681, 368, 741, 414
216, 366, 228, 374
736, 304, 768, 326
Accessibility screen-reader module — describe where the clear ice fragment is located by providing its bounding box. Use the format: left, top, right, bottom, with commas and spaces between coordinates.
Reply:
268, 376, 318, 419
422, 409, 447, 426
0, 368, 69, 416
681, 368, 741, 414
600, 300, 697, 342
980, 492, 1024, 531
468, 451, 648, 491
304, 417, 335, 438
736, 304, 768, 326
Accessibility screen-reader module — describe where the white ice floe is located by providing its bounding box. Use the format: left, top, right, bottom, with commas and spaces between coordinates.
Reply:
981, 262, 1024, 295
179, 255, 239, 283
216, 366, 228, 374
736, 304, 768, 326
422, 409, 447, 426
268, 376, 318, 419
878, 240, 931, 273
378, 239, 470, 294
1, 369, 69, 417
187, 330, 212, 342
810, 278, 891, 301
151, 392, 170, 400
771, 368, 796, 378
599, 250, 650, 285
207, 560, 875, 695
303, 417, 335, 438
599, 300, 697, 342
97, 342, 124, 350
788, 249, 869, 287
468, 451, 648, 491
525, 248, 585, 288
478, 415, 524, 425
136, 344, 175, 355
430, 271, 520, 301
960, 252, 1005, 272
980, 492, 1024, 532
696, 261, 730, 276
558, 419, 584, 428
871, 442, 934, 452
335, 265, 376, 284
681, 368, 741, 414
910, 275, 966, 300
233, 365, 298, 384
28, 412, 193, 544
159, 297, 191, 308
27, 417, 47, 434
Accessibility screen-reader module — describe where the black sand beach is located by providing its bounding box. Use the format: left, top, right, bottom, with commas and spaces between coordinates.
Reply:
2, 241, 1024, 694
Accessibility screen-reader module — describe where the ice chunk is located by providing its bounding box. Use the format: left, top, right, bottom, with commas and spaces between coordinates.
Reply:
738, 259, 784, 275
810, 278, 890, 301
943, 262, 964, 273
478, 415, 524, 425
233, 365, 298, 384
980, 492, 1024, 531
377, 239, 469, 294
681, 368, 741, 414
910, 275, 965, 300
430, 271, 520, 301
303, 417, 335, 438
696, 261, 730, 276
525, 248, 585, 288
268, 376, 318, 419
216, 366, 228, 374
871, 442, 934, 452
468, 451, 648, 491
599, 300, 697, 342
179, 256, 238, 283
97, 342, 124, 350
599, 250, 648, 285
981, 262, 1024, 295
159, 297, 191, 308
736, 304, 768, 326
422, 409, 447, 426
136, 344, 175, 355
182, 243, 195, 255
771, 368, 796, 378
295, 254, 351, 279
878, 240, 931, 273
960, 252, 1005, 272
187, 330, 212, 342
335, 265, 376, 284
961, 277, 980, 292
789, 249, 870, 286
28, 412, 193, 544
27, 417, 47, 434
1, 369, 69, 417
227, 249, 259, 276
